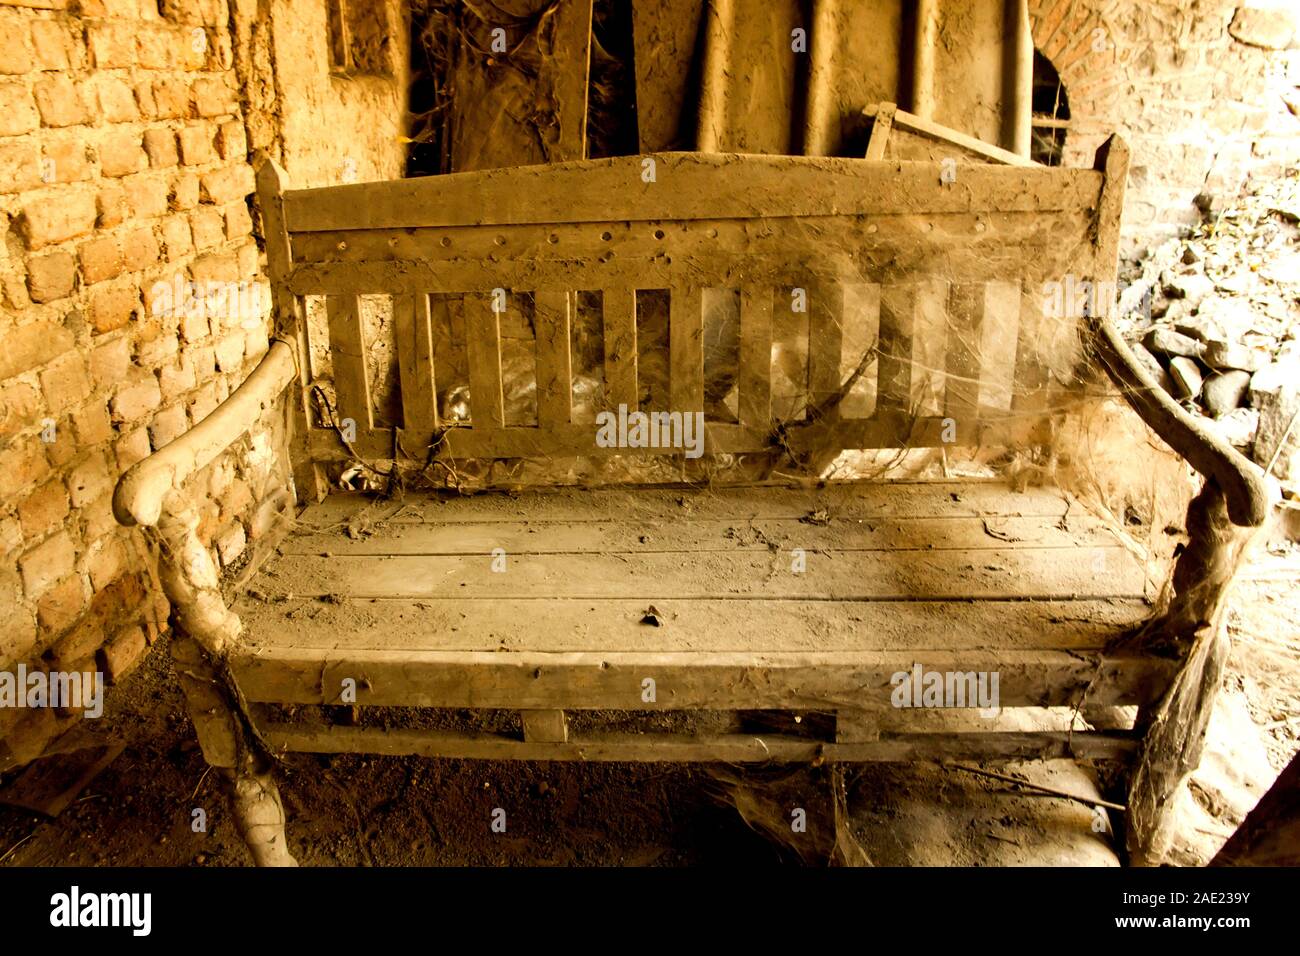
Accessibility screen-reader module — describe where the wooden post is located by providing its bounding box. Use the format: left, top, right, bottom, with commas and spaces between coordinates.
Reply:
255, 155, 328, 505
1005, 0, 1033, 158
696, 0, 733, 152
911, 0, 940, 120
1124, 481, 1256, 865
802, 0, 839, 157
172, 637, 297, 866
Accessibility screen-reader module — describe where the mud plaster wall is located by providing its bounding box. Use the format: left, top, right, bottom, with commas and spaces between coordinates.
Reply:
268, 0, 408, 188
1032, 0, 1300, 258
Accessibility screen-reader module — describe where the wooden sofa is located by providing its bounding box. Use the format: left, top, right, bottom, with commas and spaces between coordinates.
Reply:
112, 137, 1272, 866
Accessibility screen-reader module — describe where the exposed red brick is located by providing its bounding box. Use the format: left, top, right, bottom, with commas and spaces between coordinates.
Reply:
27, 251, 77, 303
89, 284, 139, 334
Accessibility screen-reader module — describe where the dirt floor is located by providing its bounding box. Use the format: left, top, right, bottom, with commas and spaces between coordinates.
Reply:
2, 537, 1295, 867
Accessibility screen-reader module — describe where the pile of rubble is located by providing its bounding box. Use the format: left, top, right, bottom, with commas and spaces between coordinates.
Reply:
1117, 169, 1300, 498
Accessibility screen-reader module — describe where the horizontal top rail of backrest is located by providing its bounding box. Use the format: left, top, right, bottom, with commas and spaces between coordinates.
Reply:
280, 153, 1105, 233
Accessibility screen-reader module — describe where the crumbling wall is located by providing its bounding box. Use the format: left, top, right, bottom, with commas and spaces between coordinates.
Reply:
0, 0, 290, 768
1031, 0, 1299, 256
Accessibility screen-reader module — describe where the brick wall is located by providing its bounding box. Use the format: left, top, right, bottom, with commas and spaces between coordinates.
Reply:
0, 0, 284, 766
1031, 0, 1300, 257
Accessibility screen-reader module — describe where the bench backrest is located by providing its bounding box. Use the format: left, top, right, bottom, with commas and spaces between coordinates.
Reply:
258, 146, 1127, 475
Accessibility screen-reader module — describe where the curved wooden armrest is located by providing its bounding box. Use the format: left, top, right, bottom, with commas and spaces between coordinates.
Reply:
1092, 318, 1274, 528
113, 340, 299, 527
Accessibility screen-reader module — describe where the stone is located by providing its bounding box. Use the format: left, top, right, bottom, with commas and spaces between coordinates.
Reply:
1164, 272, 1214, 305
1173, 313, 1227, 345
1203, 370, 1252, 417
1229, 6, 1297, 50
1128, 340, 1174, 392
1146, 326, 1206, 359
26, 251, 76, 303
1196, 295, 1255, 338
1250, 362, 1300, 481
1214, 407, 1259, 450
0, 322, 75, 381
214, 521, 246, 566
1169, 356, 1204, 401
19, 191, 98, 248
1204, 340, 1268, 372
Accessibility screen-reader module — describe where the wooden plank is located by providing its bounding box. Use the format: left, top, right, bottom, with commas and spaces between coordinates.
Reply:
448, 0, 593, 170
282, 513, 1123, 558
393, 294, 438, 431
464, 293, 505, 429
944, 283, 986, 422
1011, 281, 1048, 415
868, 104, 1040, 168
521, 709, 569, 744
738, 286, 773, 429
912, 0, 940, 119
695, 0, 734, 152
807, 282, 844, 420
231, 646, 1173, 711
307, 415, 1029, 461
602, 286, 638, 410
670, 286, 704, 414
244, 542, 1146, 601
864, 102, 896, 161
801, 0, 839, 157
1007, 0, 1034, 158
877, 284, 915, 415
296, 479, 1085, 524
534, 288, 572, 426
259, 724, 1140, 763
631, 0, 707, 152
255, 157, 327, 502
325, 294, 372, 431
281, 155, 1105, 232
287, 211, 1092, 272
237, 595, 1152, 656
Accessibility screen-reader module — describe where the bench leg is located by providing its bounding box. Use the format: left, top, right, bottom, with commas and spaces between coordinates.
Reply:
172, 636, 297, 867
1123, 480, 1257, 865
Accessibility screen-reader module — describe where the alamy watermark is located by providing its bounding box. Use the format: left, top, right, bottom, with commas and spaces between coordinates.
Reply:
0, 665, 103, 718
50, 886, 150, 936
890, 663, 1000, 718
595, 404, 705, 459
1041, 275, 1152, 322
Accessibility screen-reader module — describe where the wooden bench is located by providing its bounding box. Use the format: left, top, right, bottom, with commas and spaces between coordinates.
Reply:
113, 137, 1272, 866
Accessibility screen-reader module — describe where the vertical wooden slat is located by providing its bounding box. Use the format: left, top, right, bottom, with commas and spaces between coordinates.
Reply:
465, 293, 505, 429
944, 283, 986, 421
393, 294, 438, 431
1011, 280, 1046, 414
877, 283, 915, 414
325, 294, 372, 431
807, 281, 844, 420
534, 288, 573, 426
670, 286, 704, 413
738, 287, 773, 429
603, 286, 638, 410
